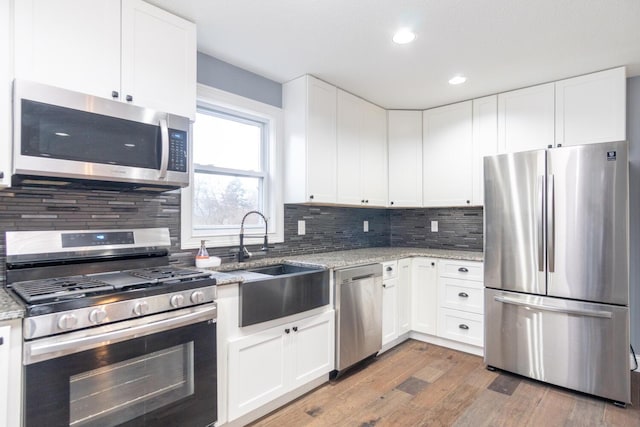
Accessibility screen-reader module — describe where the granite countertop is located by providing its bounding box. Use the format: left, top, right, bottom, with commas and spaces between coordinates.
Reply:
0, 287, 25, 321
0, 248, 483, 318
211, 247, 483, 284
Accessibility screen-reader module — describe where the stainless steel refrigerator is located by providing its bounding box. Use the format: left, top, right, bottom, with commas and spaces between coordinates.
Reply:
483, 140, 630, 405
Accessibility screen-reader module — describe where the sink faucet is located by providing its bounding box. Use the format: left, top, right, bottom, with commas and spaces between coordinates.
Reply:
237, 210, 270, 262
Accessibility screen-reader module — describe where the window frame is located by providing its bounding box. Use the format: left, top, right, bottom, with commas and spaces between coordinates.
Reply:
180, 84, 283, 250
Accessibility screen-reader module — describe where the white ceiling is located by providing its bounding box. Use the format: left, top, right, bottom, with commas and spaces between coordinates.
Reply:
147, 0, 640, 109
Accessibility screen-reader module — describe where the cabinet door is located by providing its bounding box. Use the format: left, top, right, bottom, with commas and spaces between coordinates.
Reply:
306, 77, 337, 203
290, 310, 334, 388
397, 258, 412, 334
14, 0, 121, 99
336, 90, 362, 204
555, 67, 626, 147
121, 0, 196, 119
498, 83, 555, 153
411, 258, 438, 335
423, 101, 473, 206
360, 101, 388, 206
227, 327, 287, 421
471, 95, 498, 205
0, 0, 11, 187
382, 278, 398, 345
0, 324, 10, 427
388, 111, 423, 207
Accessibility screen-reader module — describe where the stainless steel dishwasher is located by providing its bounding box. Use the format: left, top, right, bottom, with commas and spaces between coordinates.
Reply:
334, 263, 383, 376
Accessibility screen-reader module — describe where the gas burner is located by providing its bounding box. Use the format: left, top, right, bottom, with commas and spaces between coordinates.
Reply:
128, 267, 210, 282
12, 276, 114, 303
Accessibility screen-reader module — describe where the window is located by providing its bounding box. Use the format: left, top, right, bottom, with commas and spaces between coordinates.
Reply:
181, 85, 283, 249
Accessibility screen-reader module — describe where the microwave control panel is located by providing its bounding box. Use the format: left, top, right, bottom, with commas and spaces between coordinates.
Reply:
168, 130, 188, 172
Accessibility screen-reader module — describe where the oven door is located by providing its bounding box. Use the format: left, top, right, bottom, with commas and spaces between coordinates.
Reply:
23, 305, 217, 427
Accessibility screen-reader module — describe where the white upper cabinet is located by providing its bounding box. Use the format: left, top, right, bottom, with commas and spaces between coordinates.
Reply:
336, 89, 387, 206
336, 90, 362, 205
471, 95, 498, 206
388, 110, 423, 207
359, 100, 388, 206
423, 101, 473, 207
0, 0, 11, 188
284, 75, 337, 204
14, 0, 196, 119
555, 67, 626, 146
497, 82, 555, 153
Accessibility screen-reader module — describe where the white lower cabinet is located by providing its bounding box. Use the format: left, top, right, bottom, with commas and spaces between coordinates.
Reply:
381, 260, 399, 346
0, 319, 22, 427
227, 310, 334, 421
411, 257, 438, 335
397, 259, 412, 335
436, 260, 484, 348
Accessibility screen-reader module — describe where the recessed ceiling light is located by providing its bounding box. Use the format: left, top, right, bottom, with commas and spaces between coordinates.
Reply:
448, 75, 467, 85
392, 29, 416, 44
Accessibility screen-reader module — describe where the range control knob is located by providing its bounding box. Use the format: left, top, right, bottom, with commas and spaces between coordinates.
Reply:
89, 308, 107, 324
190, 291, 205, 304
133, 301, 150, 316
170, 294, 185, 308
58, 314, 78, 330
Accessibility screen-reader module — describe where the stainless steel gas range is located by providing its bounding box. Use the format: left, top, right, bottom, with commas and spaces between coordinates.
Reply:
5, 228, 218, 427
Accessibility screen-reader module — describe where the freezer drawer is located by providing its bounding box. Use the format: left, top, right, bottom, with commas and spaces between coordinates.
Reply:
484, 289, 630, 403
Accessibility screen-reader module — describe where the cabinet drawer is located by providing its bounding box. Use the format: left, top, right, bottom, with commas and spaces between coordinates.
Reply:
437, 308, 483, 347
438, 260, 483, 281
382, 260, 398, 280
439, 278, 484, 314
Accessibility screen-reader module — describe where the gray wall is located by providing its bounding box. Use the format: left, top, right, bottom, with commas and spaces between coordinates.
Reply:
197, 52, 282, 107
628, 76, 640, 351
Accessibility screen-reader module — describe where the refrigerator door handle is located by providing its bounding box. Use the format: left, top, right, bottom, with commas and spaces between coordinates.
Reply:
537, 175, 545, 272
547, 174, 555, 273
494, 295, 612, 318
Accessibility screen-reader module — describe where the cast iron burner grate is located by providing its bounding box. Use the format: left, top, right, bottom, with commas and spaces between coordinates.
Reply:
11, 276, 115, 302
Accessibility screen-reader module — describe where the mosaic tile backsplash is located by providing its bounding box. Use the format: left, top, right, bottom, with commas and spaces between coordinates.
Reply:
0, 187, 483, 283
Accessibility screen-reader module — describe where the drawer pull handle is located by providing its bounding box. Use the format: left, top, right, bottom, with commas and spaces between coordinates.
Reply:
293, 326, 298, 332
459, 324, 469, 330
458, 292, 469, 298
458, 267, 469, 273
285, 328, 290, 334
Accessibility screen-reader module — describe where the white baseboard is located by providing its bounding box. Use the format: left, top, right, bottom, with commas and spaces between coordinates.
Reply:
409, 331, 484, 357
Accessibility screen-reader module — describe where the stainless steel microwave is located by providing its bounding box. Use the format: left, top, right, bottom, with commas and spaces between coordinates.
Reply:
12, 80, 190, 191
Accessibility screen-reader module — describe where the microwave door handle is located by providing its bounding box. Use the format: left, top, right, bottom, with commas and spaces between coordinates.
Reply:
158, 118, 169, 179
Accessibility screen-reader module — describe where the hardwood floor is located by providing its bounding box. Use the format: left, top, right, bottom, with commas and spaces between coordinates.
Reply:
249, 340, 640, 427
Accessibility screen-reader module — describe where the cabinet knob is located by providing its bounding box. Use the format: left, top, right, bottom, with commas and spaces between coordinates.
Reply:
458, 267, 469, 273
309, 195, 314, 200
0, 336, 4, 345
459, 324, 469, 330
390, 201, 394, 205
458, 292, 469, 298
111, 90, 119, 99
466, 200, 470, 204
285, 328, 290, 334
0, 171, 4, 179
126, 94, 133, 102
361, 199, 365, 203
293, 326, 298, 332
383, 283, 387, 288
365, 200, 369, 203
431, 262, 435, 266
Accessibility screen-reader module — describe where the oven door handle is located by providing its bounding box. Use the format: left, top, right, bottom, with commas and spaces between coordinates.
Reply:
24, 304, 217, 365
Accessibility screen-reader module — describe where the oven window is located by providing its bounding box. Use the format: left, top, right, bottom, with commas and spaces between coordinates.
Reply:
69, 342, 194, 427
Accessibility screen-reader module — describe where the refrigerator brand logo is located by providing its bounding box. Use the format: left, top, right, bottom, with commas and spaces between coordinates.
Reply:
607, 151, 617, 161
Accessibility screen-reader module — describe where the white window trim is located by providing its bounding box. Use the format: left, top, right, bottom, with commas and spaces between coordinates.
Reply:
181, 83, 284, 250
